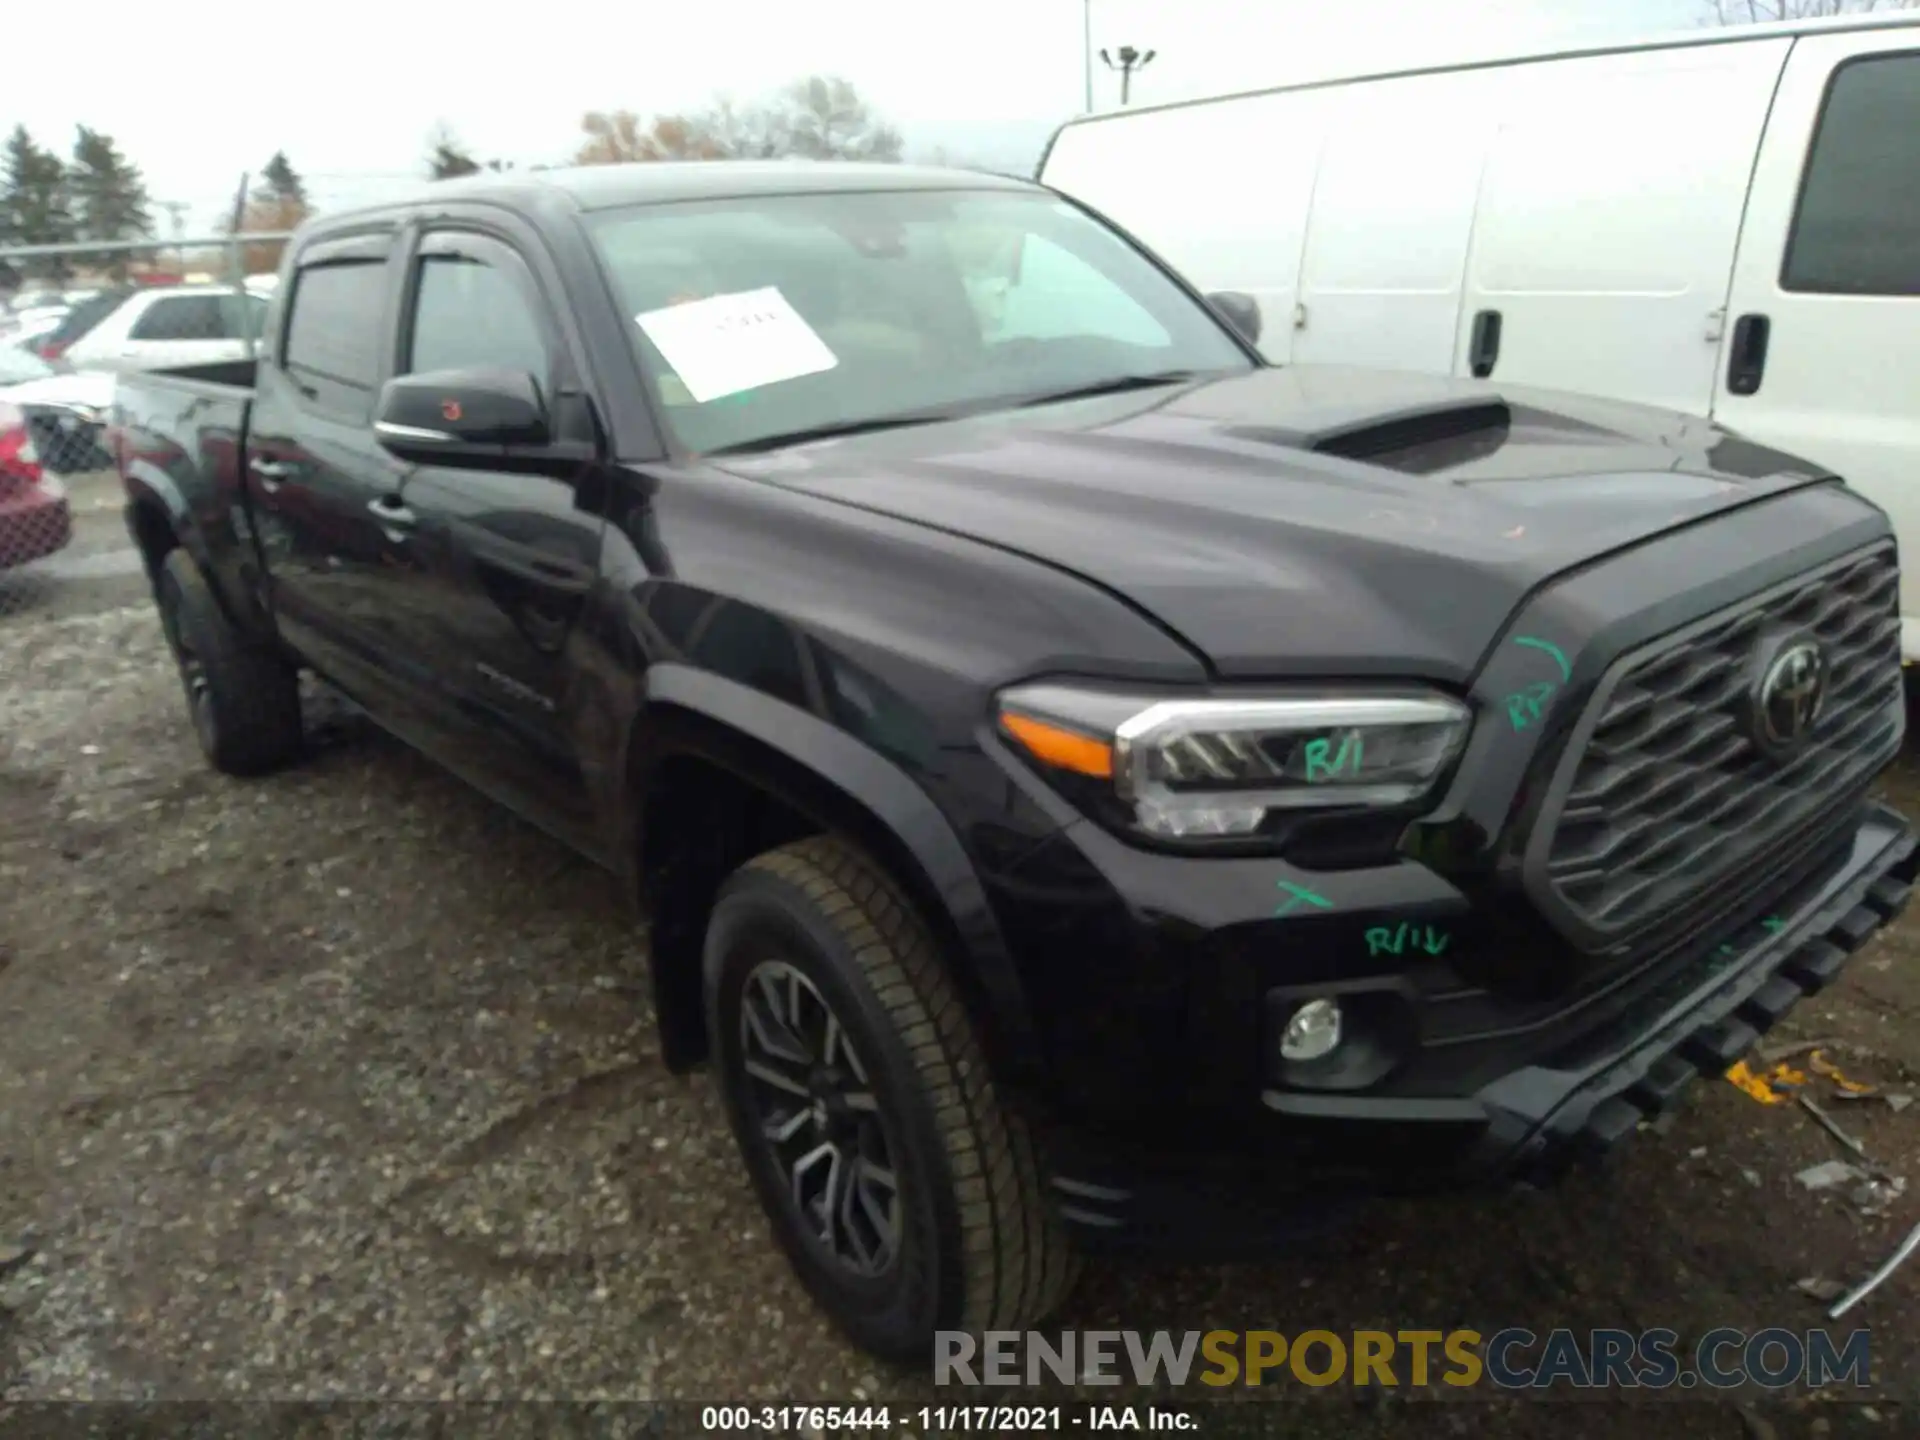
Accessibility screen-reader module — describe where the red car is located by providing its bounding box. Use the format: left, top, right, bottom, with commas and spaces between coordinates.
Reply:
0, 399, 72, 571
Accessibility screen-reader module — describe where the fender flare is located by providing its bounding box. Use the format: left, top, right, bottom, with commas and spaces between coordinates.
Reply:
632, 662, 1045, 1084
122, 465, 274, 644
121, 467, 201, 572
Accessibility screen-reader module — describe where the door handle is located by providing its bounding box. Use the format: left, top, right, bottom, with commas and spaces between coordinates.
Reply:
248, 455, 293, 492
367, 495, 416, 538
1727, 313, 1771, 396
1468, 309, 1503, 379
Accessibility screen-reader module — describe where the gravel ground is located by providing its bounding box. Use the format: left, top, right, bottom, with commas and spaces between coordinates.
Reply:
0, 482, 1915, 1437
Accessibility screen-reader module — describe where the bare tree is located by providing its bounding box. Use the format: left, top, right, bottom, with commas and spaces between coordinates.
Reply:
574, 110, 730, 164
774, 76, 903, 162
227, 195, 307, 275
1705, 0, 1915, 22
694, 96, 794, 160
572, 77, 903, 167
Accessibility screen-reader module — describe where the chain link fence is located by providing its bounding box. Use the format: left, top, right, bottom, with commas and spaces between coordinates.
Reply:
0, 232, 288, 621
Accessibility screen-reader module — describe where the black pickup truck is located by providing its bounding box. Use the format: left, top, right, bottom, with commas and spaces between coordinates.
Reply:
112, 161, 1913, 1361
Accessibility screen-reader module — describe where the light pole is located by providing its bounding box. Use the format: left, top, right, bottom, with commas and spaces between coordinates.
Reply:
1082, 0, 1094, 113
1100, 45, 1156, 106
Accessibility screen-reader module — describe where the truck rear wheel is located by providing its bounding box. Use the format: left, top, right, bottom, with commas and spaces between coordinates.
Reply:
704, 834, 1078, 1362
155, 549, 304, 776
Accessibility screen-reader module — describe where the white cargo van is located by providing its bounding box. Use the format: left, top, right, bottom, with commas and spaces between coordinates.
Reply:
1038, 11, 1920, 657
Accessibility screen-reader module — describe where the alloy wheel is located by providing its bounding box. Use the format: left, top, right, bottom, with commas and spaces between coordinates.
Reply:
737, 959, 902, 1278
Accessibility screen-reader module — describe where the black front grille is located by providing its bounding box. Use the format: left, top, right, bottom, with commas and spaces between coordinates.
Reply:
1529, 544, 1902, 950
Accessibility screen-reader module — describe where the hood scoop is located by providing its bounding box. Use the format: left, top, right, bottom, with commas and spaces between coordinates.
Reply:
1227, 397, 1514, 475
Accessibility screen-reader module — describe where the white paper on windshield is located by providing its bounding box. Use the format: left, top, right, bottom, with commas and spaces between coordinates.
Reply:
634, 287, 838, 403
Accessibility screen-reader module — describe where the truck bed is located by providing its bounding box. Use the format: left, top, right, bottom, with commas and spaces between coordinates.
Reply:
115, 360, 261, 636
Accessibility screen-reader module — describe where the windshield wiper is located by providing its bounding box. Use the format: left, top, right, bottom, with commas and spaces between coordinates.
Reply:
1011, 370, 1205, 409
704, 405, 979, 457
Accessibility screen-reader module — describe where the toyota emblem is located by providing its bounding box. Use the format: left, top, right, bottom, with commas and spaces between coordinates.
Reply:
1750, 634, 1828, 758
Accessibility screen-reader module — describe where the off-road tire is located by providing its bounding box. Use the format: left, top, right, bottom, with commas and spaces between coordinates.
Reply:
705, 833, 1079, 1363
155, 549, 303, 776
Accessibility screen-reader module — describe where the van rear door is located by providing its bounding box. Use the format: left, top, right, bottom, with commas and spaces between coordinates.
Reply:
1712, 30, 1920, 658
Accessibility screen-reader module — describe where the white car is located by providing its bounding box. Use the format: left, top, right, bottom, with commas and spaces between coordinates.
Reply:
59, 285, 268, 374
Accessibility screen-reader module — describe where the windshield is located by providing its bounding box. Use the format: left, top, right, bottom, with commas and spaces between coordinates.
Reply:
0, 349, 56, 385
586, 187, 1254, 454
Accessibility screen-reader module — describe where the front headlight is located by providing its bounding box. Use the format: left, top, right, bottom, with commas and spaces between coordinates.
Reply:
996, 683, 1471, 842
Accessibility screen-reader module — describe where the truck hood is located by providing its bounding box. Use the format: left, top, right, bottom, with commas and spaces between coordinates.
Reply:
714, 366, 1833, 682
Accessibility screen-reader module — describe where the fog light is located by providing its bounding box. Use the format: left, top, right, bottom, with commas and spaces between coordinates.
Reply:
1280, 998, 1343, 1062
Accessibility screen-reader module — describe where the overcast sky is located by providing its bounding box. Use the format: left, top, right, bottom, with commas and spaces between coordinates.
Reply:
14, 0, 1713, 234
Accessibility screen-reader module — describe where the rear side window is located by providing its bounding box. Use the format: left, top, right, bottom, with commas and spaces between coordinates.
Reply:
45, 288, 131, 346
283, 259, 389, 392
129, 294, 243, 341
1782, 52, 1920, 296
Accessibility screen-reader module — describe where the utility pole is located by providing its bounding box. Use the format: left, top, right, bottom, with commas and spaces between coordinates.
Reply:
160, 200, 188, 271
1100, 45, 1156, 106
225, 172, 251, 288
1082, 0, 1094, 113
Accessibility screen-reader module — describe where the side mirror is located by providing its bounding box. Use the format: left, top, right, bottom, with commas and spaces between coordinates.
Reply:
374, 367, 551, 461
1206, 291, 1263, 347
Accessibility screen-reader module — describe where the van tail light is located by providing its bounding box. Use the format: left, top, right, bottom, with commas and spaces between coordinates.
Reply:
34, 339, 67, 361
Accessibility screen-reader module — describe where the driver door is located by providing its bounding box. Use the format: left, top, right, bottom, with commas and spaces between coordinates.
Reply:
381, 228, 607, 849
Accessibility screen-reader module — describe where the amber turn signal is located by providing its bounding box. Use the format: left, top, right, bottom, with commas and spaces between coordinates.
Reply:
999, 710, 1115, 779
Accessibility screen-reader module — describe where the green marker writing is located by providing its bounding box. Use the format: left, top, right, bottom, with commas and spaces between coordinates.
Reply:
1512, 635, 1572, 683
1504, 680, 1557, 733
1364, 922, 1450, 957
1274, 881, 1334, 918
1303, 732, 1364, 783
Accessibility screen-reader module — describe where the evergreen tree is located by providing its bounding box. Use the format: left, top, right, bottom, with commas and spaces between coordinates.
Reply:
259, 151, 306, 206
427, 126, 481, 179
0, 126, 77, 278
69, 126, 152, 254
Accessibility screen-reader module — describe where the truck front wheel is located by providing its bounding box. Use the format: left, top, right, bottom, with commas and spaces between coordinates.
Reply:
704, 834, 1078, 1362
155, 549, 304, 776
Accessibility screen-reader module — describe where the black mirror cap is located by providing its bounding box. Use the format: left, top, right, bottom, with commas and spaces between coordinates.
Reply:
1206, 290, 1263, 348
374, 367, 550, 454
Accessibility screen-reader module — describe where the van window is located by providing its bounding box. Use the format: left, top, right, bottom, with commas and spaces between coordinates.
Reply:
1783, 52, 1920, 296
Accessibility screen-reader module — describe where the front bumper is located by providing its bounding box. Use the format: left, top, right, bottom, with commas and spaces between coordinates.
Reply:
1031, 804, 1915, 1254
